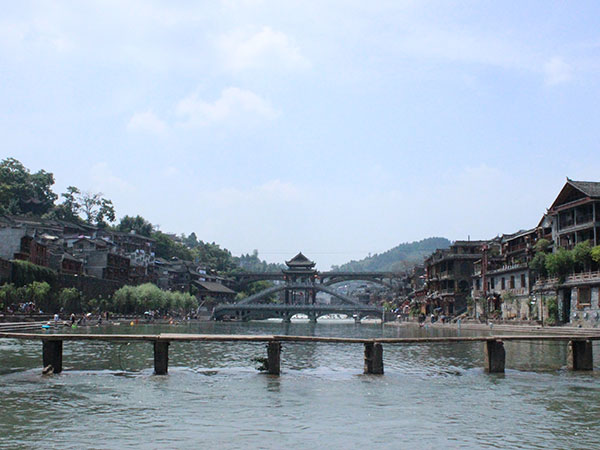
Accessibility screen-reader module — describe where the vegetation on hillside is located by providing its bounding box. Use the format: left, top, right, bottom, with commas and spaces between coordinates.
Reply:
333, 237, 451, 272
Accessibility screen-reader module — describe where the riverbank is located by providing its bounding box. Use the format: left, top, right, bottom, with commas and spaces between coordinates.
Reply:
386, 320, 600, 336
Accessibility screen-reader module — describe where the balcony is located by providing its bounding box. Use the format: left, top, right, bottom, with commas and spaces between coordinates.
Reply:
576, 214, 594, 225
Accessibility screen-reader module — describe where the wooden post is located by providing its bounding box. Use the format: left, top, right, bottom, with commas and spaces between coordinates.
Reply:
484, 339, 505, 373
267, 341, 281, 375
154, 341, 169, 375
568, 339, 593, 371
42, 339, 63, 374
364, 342, 384, 374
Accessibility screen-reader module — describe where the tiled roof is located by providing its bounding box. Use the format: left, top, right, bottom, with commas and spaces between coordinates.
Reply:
568, 179, 600, 198
193, 280, 236, 294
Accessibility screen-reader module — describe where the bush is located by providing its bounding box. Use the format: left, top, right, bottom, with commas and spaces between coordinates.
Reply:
111, 283, 198, 315
546, 296, 558, 326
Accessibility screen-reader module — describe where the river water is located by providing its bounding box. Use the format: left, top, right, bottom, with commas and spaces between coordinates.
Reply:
1, 320, 600, 449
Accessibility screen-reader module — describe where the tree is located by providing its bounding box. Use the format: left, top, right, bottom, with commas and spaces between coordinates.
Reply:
152, 231, 193, 261
530, 252, 547, 278
117, 215, 154, 237
0, 157, 57, 215
56, 186, 81, 222
184, 232, 199, 248
592, 246, 600, 265
572, 241, 592, 272
534, 238, 551, 253
545, 249, 574, 281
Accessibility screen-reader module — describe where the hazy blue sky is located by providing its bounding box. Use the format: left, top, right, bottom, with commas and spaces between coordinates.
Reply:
2, 1, 600, 268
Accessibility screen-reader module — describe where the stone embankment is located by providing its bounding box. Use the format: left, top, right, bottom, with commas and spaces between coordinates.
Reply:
387, 320, 600, 336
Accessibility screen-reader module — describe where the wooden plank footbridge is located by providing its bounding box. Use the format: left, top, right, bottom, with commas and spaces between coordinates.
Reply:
1, 332, 600, 376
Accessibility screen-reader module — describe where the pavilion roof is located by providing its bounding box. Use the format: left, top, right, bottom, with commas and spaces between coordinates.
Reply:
285, 252, 315, 268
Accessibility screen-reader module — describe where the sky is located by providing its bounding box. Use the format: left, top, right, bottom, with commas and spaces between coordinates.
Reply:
2, 1, 600, 269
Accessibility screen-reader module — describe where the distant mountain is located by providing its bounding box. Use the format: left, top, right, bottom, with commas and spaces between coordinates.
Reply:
333, 237, 451, 272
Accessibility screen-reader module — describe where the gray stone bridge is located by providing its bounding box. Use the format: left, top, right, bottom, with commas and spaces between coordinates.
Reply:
214, 253, 393, 322
232, 271, 402, 290
212, 282, 383, 322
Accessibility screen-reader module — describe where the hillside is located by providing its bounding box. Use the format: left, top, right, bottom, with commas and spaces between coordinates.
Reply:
333, 237, 451, 272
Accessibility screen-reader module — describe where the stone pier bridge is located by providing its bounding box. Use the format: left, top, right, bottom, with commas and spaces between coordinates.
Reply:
215, 253, 392, 322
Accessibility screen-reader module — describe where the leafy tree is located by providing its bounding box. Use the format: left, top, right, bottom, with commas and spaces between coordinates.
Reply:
592, 246, 600, 265
152, 231, 193, 261
235, 250, 285, 273
0, 157, 57, 215
530, 252, 547, 277
53, 187, 115, 226
183, 232, 199, 248
117, 215, 154, 237
545, 248, 574, 281
572, 241, 592, 272
533, 238, 551, 253
58, 287, 84, 313
55, 186, 81, 221
80, 191, 115, 226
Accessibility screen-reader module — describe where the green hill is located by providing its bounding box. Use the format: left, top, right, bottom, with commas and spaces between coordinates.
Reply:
333, 237, 451, 272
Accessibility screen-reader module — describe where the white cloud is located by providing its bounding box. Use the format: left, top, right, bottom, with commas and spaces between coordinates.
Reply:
175, 87, 279, 127
218, 26, 310, 71
544, 57, 572, 86
127, 110, 168, 135
90, 162, 135, 194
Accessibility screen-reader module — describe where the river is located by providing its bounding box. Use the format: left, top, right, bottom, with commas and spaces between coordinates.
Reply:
1, 320, 600, 449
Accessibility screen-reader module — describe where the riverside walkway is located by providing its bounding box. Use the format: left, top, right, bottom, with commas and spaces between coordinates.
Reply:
1, 332, 600, 376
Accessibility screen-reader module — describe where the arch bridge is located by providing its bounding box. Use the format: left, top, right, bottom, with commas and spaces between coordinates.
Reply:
213, 282, 383, 322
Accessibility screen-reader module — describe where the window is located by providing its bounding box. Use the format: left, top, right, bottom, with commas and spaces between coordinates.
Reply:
501, 278, 505, 290
521, 274, 526, 289
510, 276, 515, 289
490, 278, 495, 289
578, 287, 591, 309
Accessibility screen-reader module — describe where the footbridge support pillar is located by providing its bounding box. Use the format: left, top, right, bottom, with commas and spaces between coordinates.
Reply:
267, 341, 281, 375
42, 339, 63, 374
154, 341, 170, 375
364, 342, 384, 374
568, 339, 593, 371
484, 339, 505, 373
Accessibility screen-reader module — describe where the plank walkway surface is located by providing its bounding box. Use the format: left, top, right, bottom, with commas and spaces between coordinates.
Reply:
2, 331, 599, 375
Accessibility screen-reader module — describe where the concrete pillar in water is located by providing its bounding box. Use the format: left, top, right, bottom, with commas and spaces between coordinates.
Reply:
484, 339, 505, 373
364, 342, 384, 374
42, 339, 63, 374
568, 339, 593, 371
154, 341, 169, 375
267, 341, 281, 375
